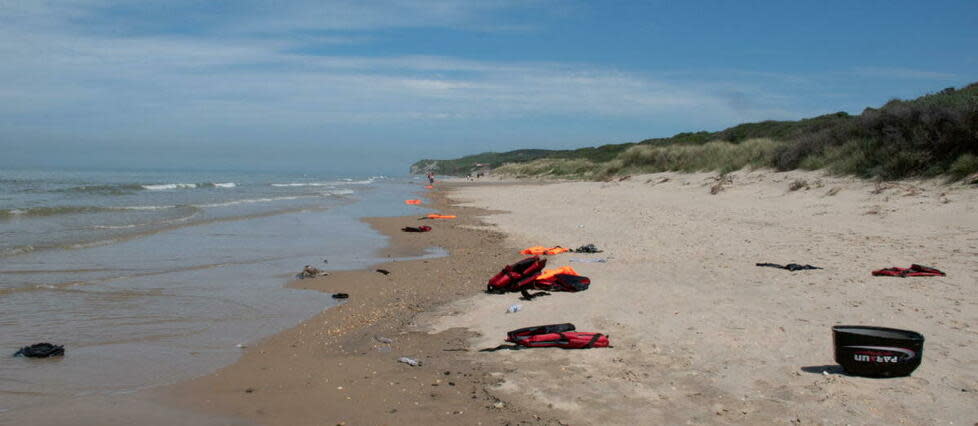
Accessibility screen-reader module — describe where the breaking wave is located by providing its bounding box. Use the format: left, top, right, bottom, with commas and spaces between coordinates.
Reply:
270, 177, 375, 187
54, 182, 238, 193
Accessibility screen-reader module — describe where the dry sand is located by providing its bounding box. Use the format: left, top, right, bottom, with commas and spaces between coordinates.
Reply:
424, 170, 978, 425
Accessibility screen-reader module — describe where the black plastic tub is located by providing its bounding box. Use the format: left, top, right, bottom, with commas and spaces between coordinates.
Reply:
832, 326, 925, 378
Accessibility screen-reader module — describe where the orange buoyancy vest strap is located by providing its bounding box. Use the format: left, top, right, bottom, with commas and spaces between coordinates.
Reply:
537, 266, 578, 280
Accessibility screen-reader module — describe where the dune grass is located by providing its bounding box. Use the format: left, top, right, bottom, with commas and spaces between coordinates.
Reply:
418, 82, 978, 181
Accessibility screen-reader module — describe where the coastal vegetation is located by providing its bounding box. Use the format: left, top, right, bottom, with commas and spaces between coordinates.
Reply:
412, 82, 978, 181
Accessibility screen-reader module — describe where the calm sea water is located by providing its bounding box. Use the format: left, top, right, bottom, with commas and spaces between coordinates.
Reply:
0, 169, 436, 414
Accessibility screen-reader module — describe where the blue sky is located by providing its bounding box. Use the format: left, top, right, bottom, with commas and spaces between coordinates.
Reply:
1, 0, 975, 174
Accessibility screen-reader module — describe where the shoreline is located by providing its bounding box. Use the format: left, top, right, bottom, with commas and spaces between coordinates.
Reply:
161, 183, 562, 425
12, 170, 976, 425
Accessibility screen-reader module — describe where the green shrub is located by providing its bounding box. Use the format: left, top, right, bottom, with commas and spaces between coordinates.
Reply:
948, 153, 978, 180
422, 82, 978, 180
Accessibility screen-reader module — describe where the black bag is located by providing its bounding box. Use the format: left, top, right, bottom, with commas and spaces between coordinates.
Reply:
14, 343, 64, 358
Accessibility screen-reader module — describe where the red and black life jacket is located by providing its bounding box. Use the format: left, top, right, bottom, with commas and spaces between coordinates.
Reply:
487, 256, 547, 293
534, 273, 590, 292
872, 264, 946, 277
401, 225, 432, 232
505, 323, 609, 349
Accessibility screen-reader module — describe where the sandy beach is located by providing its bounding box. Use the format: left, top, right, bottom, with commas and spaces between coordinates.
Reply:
21, 171, 976, 425
426, 170, 978, 424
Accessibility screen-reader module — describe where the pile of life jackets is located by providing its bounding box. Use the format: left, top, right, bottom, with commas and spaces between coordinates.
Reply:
487, 256, 590, 293
506, 323, 609, 349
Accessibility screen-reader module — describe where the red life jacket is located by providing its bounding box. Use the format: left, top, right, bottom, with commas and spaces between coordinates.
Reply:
505, 323, 609, 349
872, 264, 946, 277
487, 256, 547, 293
401, 225, 432, 232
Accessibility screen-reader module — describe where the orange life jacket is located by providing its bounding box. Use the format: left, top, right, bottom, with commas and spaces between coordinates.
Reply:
520, 246, 569, 255
404, 199, 422, 205
425, 214, 456, 219
424, 185, 434, 189
537, 266, 578, 280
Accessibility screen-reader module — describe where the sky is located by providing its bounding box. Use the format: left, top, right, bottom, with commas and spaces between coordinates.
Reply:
1, 0, 976, 175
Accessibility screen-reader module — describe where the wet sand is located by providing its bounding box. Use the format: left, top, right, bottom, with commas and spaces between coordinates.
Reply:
161, 186, 564, 425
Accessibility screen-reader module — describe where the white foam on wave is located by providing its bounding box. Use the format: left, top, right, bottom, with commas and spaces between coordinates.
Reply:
118, 205, 178, 211
343, 178, 375, 185
326, 189, 355, 196
198, 195, 310, 208
143, 183, 197, 191
270, 178, 374, 187
1, 245, 34, 256
271, 182, 334, 187
213, 182, 236, 188
92, 223, 140, 230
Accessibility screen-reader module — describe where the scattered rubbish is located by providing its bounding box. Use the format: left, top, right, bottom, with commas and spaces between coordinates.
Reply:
506, 304, 523, 313
235, 343, 247, 349
398, 357, 422, 367
375, 336, 393, 344
520, 288, 550, 301
572, 244, 603, 253
520, 246, 568, 255
872, 264, 945, 277
13, 343, 64, 358
332, 293, 349, 299
376, 269, 391, 275
833, 325, 924, 377
756, 263, 822, 271
570, 258, 607, 263
402, 225, 432, 232
297, 265, 328, 279
404, 199, 422, 205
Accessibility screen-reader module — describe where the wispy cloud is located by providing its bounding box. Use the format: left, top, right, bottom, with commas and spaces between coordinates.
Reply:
849, 66, 959, 81
0, 0, 866, 153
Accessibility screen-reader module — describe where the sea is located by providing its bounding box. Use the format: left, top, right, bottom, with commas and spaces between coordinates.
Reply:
0, 168, 437, 414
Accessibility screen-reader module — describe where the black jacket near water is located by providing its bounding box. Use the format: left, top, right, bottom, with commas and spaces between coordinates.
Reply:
14, 343, 64, 358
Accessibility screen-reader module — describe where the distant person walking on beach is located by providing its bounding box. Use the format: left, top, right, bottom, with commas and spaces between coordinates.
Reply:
427, 172, 435, 185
